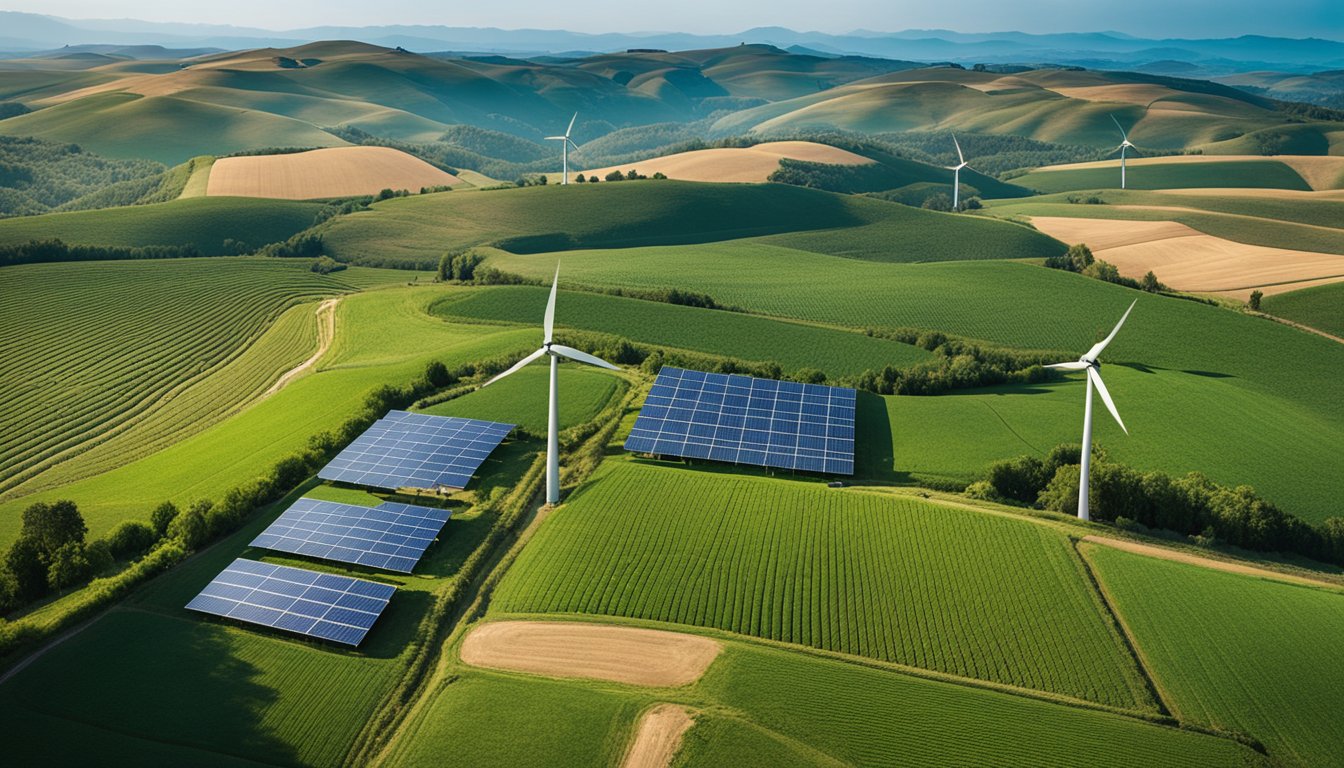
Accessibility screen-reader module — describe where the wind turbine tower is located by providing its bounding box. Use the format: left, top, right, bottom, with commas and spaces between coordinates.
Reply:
546, 113, 580, 185
1044, 299, 1136, 521
948, 134, 969, 210
481, 265, 619, 504
1111, 115, 1136, 190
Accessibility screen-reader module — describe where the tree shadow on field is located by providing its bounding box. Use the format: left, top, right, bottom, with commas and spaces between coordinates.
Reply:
854, 391, 912, 483
9, 610, 299, 765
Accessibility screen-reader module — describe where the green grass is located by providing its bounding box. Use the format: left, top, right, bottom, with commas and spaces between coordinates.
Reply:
1015, 160, 1313, 193
0, 196, 324, 255
0, 259, 397, 503
493, 461, 1155, 709
994, 188, 1344, 231
432, 286, 932, 377
318, 181, 1063, 266
419, 363, 626, 436
1261, 282, 1344, 337
1084, 543, 1344, 767
0, 284, 532, 547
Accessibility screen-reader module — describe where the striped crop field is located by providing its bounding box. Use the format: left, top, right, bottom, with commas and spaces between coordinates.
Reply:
432, 286, 931, 377
1083, 543, 1344, 767
0, 258, 401, 498
492, 462, 1155, 709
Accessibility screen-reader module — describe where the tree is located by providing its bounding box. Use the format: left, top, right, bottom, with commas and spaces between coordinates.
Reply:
575, 173, 586, 183
167, 504, 209, 549
5, 537, 47, 602
605, 170, 625, 182
921, 193, 953, 212
652, 172, 668, 180
46, 542, 92, 590
1037, 464, 1083, 516
149, 501, 179, 537
20, 500, 86, 562
1249, 290, 1263, 311
1140, 271, 1162, 292
106, 520, 156, 560
986, 455, 1048, 504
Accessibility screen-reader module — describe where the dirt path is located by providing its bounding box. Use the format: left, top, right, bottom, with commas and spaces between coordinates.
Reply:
1081, 536, 1341, 590
621, 704, 695, 768
460, 621, 721, 687
261, 298, 338, 399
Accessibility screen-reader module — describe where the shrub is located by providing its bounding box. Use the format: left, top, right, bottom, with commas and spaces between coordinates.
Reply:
1037, 464, 1082, 516
921, 193, 953, 212
652, 171, 668, 179
168, 504, 209, 549
604, 170, 625, 182
5, 537, 47, 603
46, 542, 92, 591
986, 455, 1049, 504
149, 501, 179, 537
85, 540, 114, 575
1249, 290, 1263, 311
963, 480, 1000, 501
105, 521, 156, 560
310, 255, 345, 274
1045, 243, 1094, 272
575, 173, 586, 183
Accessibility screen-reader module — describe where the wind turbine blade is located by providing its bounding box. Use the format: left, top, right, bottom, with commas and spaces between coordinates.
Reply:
550, 344, 619, 371
544, 136, 565, 141
566, 112, 577, 138
1045, 361, 1091, 370
1088, 367, 1128, 435
1111, 113, 1129, 141
952, 133, 965, 165
544, 264, 559, 343
1084, 299, 1137, 361
482, 347, 546, 387
565, 137, 580, 152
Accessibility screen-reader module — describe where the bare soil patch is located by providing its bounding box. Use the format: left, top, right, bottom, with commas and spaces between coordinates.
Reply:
621, 704, 695, 768
573, 140, 872, 184
206, 146, 459, 200
460, 620, 721, 687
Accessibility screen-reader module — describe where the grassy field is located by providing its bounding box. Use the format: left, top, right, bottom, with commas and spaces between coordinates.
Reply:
1262, 282, 1344, 337
1015, 160, 1313, 193
318, 181, 1063, 266
432, 286, 932, 377
1084, 544, 1344, 767
492, 461, 1155, 709
0, 259, 401, 503
992, 189, 1344, 232
420, 363, 626, 436
0, 196, 325, 255
0, 283, 534, 547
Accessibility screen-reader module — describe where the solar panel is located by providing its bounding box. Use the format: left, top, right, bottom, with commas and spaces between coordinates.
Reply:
186, 558, 396, 647
249, 498, 452, 573
318, 410, 515, 491
624, 367, 856, 475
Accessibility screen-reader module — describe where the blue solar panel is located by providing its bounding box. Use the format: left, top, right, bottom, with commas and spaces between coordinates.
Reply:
318, 411, 514, 491
249, 498, 452, 573
185, 558, 396, 647
624, 367, 856, 475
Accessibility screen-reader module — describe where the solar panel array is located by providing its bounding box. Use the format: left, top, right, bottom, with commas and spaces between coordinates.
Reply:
186, 559, 395, 646
319, 410, 515, 491
625, 367, 857, 475
250, 498, 452, 573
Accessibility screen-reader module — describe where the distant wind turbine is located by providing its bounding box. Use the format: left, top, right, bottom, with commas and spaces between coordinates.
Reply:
546, 112, 579, 185
947, 133, 969, 210
1110, 115, 1137, 190
1045, 299, 1136, 522
481, 265, 618, 504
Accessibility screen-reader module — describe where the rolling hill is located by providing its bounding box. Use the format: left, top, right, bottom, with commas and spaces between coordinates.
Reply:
204, 146, 461, 199
571, 140, 873, 183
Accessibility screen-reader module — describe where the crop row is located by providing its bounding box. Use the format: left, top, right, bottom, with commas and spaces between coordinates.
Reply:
493, 462, 1155, 710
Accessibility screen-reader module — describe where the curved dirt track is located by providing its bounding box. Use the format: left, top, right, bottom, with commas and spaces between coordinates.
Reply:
262, 297, 338, 399
621, 704, 695, 768
207, 146, 460, 199
460, 621, 721, 687
1081, 536, 1341, 590
572, 140, 873, 184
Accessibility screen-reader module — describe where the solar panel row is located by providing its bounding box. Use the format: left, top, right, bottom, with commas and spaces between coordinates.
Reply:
318, 410, 514, 491
250, 498, 452, 573
625, 367, 856, 475
186, 559, 395, 646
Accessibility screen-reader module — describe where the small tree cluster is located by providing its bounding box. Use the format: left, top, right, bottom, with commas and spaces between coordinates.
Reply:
1045, 243, 1095, 272
437, 249, 486, 282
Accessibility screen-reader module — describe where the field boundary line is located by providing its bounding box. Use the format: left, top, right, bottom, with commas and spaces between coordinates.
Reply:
1251, 311, 1344, 345
1080, 535, 1343, 590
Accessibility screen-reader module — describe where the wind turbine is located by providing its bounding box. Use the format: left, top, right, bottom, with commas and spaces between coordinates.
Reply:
1045, 299, 1136, 522
947, 133, 969, 210
546, 112, 579, 185
1110, 115, 1136, 190
481, 265, 618, 504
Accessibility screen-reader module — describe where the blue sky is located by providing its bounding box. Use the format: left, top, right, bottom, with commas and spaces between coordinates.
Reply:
5, 0, 1341, 38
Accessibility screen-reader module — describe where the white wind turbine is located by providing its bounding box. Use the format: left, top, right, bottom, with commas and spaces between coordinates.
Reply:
546, 112, 579, 185
481, 265, 618, 505
947, 133, 969, 210
1110, 115, 1137, 189
1045, 299, 1136, 522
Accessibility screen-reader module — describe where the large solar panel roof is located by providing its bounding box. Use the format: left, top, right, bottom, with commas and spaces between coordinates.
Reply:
186, 558, 396, 646
250, 498, 452, 573
319, 410, 515, 491
624, 367, 856, 475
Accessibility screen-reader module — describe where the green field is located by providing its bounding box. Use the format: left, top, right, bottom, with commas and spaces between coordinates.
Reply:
1262, 282, 1344, 337
1084, 544, 1344, 767
319, 181, 1063, 266
0, 259, 400, 502
992, 189, 1344, 232
492, 461, 1155, 709
1015, 160, 1313, 193
433, 286, 932, 377
0, 196, 324, 255
420, 363, 626, 436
